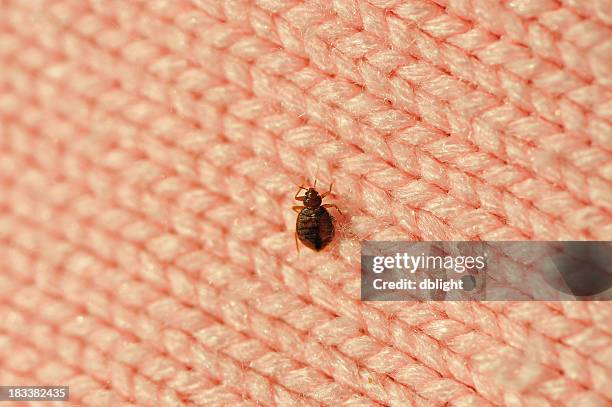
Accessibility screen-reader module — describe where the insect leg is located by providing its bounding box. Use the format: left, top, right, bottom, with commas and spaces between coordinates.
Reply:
294, 231, 300, 253
323, 203, 342, 215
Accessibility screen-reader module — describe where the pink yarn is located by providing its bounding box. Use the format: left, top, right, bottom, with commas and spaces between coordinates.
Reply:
0, 0, 611, 405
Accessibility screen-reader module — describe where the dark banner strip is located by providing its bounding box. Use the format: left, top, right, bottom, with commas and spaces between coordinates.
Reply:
361, 241, 612, 301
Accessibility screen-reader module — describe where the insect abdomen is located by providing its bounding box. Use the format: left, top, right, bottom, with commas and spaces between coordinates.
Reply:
296, 207, 334, 251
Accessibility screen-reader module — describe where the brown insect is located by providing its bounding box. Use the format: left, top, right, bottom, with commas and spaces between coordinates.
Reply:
292, 181, 341, 252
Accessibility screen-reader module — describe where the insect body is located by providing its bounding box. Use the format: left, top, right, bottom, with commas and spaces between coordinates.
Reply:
293, 182, 341, 251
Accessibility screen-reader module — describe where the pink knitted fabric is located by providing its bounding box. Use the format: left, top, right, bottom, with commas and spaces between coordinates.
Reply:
1, 0, 611, 406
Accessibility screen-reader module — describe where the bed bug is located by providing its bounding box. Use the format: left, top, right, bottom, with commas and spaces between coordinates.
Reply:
292, 181, 341, 252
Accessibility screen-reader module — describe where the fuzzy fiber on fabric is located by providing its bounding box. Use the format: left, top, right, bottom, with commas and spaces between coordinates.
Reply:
0, 0, 611, 406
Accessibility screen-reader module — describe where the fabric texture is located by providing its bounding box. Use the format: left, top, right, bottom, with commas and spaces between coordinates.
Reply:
1, 0, 611, 405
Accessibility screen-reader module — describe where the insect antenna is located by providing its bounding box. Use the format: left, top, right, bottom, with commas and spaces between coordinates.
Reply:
291, 176, 308, 191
